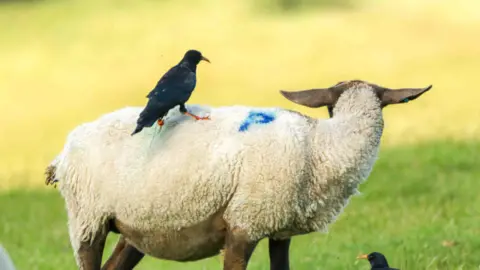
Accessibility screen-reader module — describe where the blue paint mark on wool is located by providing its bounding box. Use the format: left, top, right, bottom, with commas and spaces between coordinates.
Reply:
239, 111, 276, 132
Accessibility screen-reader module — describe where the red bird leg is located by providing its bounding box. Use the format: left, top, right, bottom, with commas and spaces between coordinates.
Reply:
183, 111, 210, 121
157, 119, 165, 126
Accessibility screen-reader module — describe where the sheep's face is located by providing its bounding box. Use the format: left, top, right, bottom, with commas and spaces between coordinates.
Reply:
280, 79, 432, 117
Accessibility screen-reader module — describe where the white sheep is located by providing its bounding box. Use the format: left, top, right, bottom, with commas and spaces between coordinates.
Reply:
45, 80, 432, 270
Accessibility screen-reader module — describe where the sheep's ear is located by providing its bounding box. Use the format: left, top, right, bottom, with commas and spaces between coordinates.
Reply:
381, 85, 432, 106
279, 88, 336, 108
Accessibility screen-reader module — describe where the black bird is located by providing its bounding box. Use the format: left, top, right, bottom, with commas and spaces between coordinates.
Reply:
357, 252, 399, 270
131, 49, 210, 136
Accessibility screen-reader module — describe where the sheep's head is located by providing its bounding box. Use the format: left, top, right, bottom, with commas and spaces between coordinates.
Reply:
280, 80, 432, 117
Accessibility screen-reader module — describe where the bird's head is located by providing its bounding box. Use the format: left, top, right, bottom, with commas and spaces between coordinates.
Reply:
357, 252, 390, 268
183, 49, 210, 65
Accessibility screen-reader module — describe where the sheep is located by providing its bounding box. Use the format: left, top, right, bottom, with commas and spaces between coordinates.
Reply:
45, 79, 432, 270
0, 245, 16, 270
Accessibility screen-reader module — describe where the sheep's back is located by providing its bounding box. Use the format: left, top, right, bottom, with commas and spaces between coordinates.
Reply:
57, 105, 312, 235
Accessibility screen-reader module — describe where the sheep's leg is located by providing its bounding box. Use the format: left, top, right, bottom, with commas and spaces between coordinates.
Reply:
268, 238, 291, 270
109, 243, 145, 270
223, 228, 258, 270
101, 236, 127, 270
101, 237, 144, 270
76, 231, 108, 270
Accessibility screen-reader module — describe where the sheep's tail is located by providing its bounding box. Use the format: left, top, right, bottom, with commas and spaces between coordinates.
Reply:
45, 155, 60, 188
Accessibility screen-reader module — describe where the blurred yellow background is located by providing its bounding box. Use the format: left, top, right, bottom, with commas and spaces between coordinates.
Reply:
1, 0, 479, 189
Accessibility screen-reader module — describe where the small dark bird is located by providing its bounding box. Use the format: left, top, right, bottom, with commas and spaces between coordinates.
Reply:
357, 252, 399, 270
131, 49, 210, 136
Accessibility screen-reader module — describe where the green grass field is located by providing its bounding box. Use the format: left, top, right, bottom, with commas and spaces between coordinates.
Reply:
1, 0, 480, 269
2, 141, 479, 269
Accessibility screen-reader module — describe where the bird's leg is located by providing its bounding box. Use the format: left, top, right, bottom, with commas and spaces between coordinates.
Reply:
184, 111, 211, 121
179, 104, 210, 121
157, 119, 165, 126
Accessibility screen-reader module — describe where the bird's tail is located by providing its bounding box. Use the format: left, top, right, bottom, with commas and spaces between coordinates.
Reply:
131, 125, 144, 136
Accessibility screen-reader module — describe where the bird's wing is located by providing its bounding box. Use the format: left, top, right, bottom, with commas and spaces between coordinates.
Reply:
146, 66, 196, 102
145, 65, 179, 98
136, 98, 176, 127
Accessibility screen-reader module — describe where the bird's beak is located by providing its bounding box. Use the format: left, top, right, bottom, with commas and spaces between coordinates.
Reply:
357, 254, 368, 260
201, 56, 211, 63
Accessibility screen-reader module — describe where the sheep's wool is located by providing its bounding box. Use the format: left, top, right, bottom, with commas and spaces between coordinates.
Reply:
53, 86, 384, 261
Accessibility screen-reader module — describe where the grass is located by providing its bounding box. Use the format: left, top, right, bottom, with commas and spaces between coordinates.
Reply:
1, 140, 479, 269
